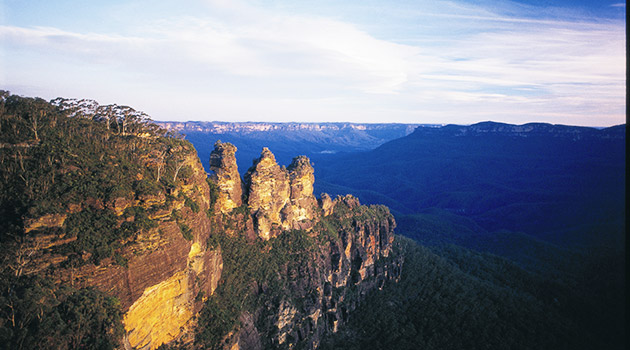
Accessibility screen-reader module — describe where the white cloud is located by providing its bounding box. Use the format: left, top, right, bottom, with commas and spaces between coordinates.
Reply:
0, 0, 625, 126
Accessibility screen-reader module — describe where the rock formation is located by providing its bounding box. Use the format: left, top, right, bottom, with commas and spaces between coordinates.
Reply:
285, 155, 319, 229
242, 148, 319, 240
209, 141, 243, 214
244, 147, 291, 240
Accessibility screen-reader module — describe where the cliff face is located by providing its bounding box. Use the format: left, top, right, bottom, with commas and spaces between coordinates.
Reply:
158, 121, 419, 137
244, 147, 292, 240
207, 144, 401, 350
286, 155, 319, 229
220, 194, 401, 350
49, 150, 219, 349
12, 125, 223, 349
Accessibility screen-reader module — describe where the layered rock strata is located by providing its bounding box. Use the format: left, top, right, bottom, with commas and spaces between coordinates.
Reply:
208, 144, 401, 349
22, 142, 398, 350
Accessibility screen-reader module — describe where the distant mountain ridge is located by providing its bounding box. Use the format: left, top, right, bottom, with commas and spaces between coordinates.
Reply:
158, 121, 423, 135
157, 121, 433, 175
423, 121, 625, 139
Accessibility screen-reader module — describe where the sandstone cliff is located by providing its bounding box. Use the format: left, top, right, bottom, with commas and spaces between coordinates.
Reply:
244, 147, 291, 240
215, 194, 401, 350
41, 148, 220, 349
5, 106, 224, 350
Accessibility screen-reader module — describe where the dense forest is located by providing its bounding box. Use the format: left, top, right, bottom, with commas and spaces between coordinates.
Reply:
320, 235, 624, 350
313, 123, 626, 349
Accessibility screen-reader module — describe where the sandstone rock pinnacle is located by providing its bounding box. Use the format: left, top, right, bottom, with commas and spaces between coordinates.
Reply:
244, 149, 319, 240
285, 156, 318, 229
209, 141, 243, 214
244, 147, 291, 240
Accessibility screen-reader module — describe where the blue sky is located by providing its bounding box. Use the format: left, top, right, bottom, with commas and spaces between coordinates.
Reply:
0, 0, 625, 126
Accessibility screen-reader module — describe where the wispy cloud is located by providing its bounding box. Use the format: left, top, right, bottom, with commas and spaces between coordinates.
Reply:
1, 0, 625, 126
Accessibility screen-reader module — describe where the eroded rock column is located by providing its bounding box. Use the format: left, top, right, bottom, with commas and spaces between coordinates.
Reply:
209, 141, 243, 214
284, 156, 319, 230
244, 148, 290, 240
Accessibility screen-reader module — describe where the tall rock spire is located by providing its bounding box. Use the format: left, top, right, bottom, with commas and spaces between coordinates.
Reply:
243, 149, 320, 240
284, 155, 318, 229
209, 141, 243, 214
244, 147, 290, 240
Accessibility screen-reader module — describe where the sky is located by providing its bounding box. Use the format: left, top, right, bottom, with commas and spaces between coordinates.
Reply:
0, 0, 625, 126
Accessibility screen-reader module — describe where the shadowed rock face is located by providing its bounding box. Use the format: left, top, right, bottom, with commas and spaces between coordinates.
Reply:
209, 141, 243, 214
242, 148, 319, 240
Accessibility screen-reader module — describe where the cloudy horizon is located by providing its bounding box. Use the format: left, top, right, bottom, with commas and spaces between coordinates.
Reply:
1, 0, 625, 126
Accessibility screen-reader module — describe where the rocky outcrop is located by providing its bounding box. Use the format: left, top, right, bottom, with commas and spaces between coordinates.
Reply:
285, 156, 319, 229
105, 151, 222, 350
209, 141, 243, 214
19, 139, 399, 350
244, 147, 291, 240
243, 148, 319, 240
123, 243, 222, 350
230, 195, 401, 350
204, 144, 401, 350
319, 193, 335, 217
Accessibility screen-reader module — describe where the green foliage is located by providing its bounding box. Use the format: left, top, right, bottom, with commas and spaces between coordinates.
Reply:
206, 178, 219, 219
170, 208, 194, 240
320, 236, 625, 350
232, 204, 249, 216
316, 217, 340, 240
184, 196, 200, 213
123, 206, 158, 232
133, 179, 161, 197
61, 206, 158, 266
105, 183, 133, 202
179, 223, 193, 241
0, 274, 123, 350
196, 229, 315, 349
178, 165, 194, 180
64, 208, 119, 265
196, 234, 258, 348
113, 253, 128, 268
0, 93, 195, 245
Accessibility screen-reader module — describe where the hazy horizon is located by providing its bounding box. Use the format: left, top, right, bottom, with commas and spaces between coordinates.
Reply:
156, 119, 624, 128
